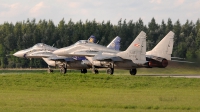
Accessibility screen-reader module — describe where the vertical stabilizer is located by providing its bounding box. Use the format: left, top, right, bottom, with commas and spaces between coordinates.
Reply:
117, 31, 146, 63
107, 36, 121, 51
146, 31, 174, 60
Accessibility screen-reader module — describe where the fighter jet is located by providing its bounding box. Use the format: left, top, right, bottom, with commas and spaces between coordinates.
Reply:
13, 36, 121, 74
53, 31, 147, 75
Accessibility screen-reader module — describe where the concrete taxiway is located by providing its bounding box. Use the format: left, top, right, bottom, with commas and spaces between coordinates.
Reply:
167, 75, 200, 78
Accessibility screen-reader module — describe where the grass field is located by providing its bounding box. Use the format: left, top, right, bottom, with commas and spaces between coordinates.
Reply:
0, 68, 200, 112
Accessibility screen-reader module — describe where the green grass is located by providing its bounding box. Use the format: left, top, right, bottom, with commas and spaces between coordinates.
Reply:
0, 71, 200, 112
0, 69, 47, 74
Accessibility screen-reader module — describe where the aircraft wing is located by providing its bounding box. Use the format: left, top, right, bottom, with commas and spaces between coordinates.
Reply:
48, 56, 75, 62
72, 50, 100, 56
92, 53, 123, 61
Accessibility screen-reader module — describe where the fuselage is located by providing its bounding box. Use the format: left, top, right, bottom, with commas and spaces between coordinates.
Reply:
53, 40, 119, 57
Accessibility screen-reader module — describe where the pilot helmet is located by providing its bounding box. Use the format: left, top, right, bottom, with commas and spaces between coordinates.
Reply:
88, 35, 96, 43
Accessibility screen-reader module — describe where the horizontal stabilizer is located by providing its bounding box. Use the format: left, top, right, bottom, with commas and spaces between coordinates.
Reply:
170, 60, 195, 63
171, 57, 185, 60
93, 53, 123, 61
49, 57, 75, 62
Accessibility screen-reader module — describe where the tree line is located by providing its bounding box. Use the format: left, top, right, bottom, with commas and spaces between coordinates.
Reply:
0, 18, 200, 68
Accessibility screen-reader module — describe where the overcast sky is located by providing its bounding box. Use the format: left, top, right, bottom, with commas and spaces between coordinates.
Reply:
0, 0, 200, 25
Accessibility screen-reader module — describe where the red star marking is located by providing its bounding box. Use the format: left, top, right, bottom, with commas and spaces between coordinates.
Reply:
134, 43, 140, 47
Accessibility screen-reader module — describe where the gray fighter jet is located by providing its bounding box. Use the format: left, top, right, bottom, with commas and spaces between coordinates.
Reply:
53, 31, 147, 75
13, 36, 121, 74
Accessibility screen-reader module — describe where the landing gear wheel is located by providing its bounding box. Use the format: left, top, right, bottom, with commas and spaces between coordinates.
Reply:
47, 69, 53, 73
60, 67, 67, 74
94, 70, 99, 74
106, 68, 114, 75
92, 69, 99, 74
130, 69, 137, 75
81, 69, 87, 74
92, 65, 99, 74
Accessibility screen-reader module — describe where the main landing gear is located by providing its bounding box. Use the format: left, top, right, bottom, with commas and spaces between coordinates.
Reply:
47, 66, 53, 73
106, 68, 114, 75
130, 69, 137, 75
60, 67, 67, 74
60, 64, 67, 74
106, 63, 114, 75
47, 67, 67, 74
92, 65, 99, 74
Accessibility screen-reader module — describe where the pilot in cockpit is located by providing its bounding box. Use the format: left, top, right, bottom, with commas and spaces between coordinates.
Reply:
88, 35, 96, 43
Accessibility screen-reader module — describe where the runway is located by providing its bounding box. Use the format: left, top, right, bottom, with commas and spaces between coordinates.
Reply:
167, 75, 200, 78
0, 69, 200, 78
139, 75, 200, 78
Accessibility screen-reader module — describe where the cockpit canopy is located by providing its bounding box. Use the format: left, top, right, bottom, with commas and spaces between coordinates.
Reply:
74, 40, 89, 45
22, 43, 57, 52
32, 43, 45, 49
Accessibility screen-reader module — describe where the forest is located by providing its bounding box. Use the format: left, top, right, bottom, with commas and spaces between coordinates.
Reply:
0, 18, 200, 68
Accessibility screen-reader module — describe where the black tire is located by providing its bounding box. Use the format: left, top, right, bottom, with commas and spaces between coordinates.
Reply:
94, 70, 99, 74
81, 69, 87, 74
130, 69, 137, 75
106, 68, 114, 75
60, 67, 67, 74
81, 69, 83, 73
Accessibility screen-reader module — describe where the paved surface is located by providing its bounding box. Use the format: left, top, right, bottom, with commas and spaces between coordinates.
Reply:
138, 74, 200, 78
167, 75, 200, 78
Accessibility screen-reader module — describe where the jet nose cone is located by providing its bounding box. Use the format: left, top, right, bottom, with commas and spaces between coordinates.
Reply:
13, 51, 25, 58
53, 49, 65, 56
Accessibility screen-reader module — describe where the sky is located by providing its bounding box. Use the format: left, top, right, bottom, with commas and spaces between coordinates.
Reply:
0, 0, 200, 25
